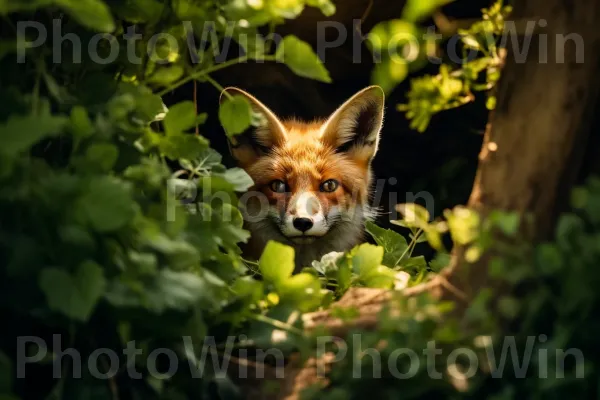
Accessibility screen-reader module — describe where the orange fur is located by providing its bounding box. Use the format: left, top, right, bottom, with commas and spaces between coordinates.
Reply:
221, 86, 385, 270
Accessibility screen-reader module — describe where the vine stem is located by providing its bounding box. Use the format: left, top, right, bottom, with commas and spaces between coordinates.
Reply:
157, 55, 278, 97
394, 228, 423, 267
193, 80, 199, 136
249, 313, 304, 336
204, 74, 227, 96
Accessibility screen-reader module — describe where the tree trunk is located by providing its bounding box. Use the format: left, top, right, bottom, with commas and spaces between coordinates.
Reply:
242, 1, 600, 397
444, 0, 600, 303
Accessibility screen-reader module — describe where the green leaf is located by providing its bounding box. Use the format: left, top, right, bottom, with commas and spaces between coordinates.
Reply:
117, 84, 164, 124
105, 269, 206, 313
148, 65, 185, 87
360, 265, 396, 288
535, 243, 563, 275
401, 0, 452, 22
111, 0, 163, 23
498, 296, 520, 319
76, 177, 136, 232
192, 148, 223, 170
69, 106, 94, 139
231, 276, 264, 305
335, 258, 353, 294
394, 203, 431, 229
266, 1, 304, 19
236, 33, 267, 59
0, 0, 51, 13
259, 241, 295, 284
555, 214, 584, 246
461, 35, 481, 49
160, 134, 209, 160
401, 255, 428, 272
367, 20, 419, 51
444, 206, 480, 245
39, 261, 106, 321
54, 0, 115, 32
222, 168, 254, 192
276, 35, 331, 83
164, 101, 197, 135
219, 95, 253, 137
306, 0, 336, 16
278, 272, 322, 311
365, 221, 409, 267
371, 59, 408, 95
172, 0, 210, 19
429, 252, 450, 272
84, 142, 118, 172
0, 113, 67, 155
213, 204, 251, 247
491, 211, 520, 236
350, 243, 384, 276
43, 71, 76, 104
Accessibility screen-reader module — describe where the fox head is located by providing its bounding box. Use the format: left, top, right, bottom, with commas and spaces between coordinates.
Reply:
220, 86, 385, 268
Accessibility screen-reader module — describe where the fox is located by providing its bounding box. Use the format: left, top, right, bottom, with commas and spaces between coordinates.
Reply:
220, 85, 385, 271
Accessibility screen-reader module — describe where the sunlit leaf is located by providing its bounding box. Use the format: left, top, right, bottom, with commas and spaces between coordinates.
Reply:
350, 243, 384, 277
401, 0, 453, 22
276, 35, 331, 83
278, 272, 322, 311
394, 203, 431, 229
365, 221, 409, 267
164, 101, 197, 135
444, 206, 480, 245
219, 95, 253, 136
371, 59, 408, 95
148, 66, 185, 87
368, 20, 419, 52
259, 241, 295, 284
360, 265, 396, 288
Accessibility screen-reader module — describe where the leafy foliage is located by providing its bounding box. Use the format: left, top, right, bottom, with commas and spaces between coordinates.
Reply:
401, 0, 510, 131
300, 176, 600, 399
368, 0, 511, 132
2, 0, 593, 399
0, 0, 435, 398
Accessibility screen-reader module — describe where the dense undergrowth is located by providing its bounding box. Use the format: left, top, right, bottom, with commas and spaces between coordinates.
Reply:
1, 0, 598, 399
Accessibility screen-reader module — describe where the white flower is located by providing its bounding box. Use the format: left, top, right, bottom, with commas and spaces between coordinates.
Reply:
394, 271, 411, 290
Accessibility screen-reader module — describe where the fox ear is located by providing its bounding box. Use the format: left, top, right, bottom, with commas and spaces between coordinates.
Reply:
320, 86, 384, 164
220, 87, 287, 165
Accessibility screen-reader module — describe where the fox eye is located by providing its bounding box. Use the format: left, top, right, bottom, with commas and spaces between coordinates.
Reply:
320, 179, 339, 193
269, 179, 287, 193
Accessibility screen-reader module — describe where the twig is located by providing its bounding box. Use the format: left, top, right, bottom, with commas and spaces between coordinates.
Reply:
157, 55, 277, 97
193, 80, 199, 136
354, 0, 374, 38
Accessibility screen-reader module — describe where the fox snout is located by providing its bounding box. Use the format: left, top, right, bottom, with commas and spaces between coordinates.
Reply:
280, 192, 330, 240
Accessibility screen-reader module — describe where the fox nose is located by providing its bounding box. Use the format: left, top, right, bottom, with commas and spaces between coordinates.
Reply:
293, 217, 313, 233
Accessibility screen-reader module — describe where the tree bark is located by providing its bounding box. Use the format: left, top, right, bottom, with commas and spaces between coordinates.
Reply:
444, 0, 600, 303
